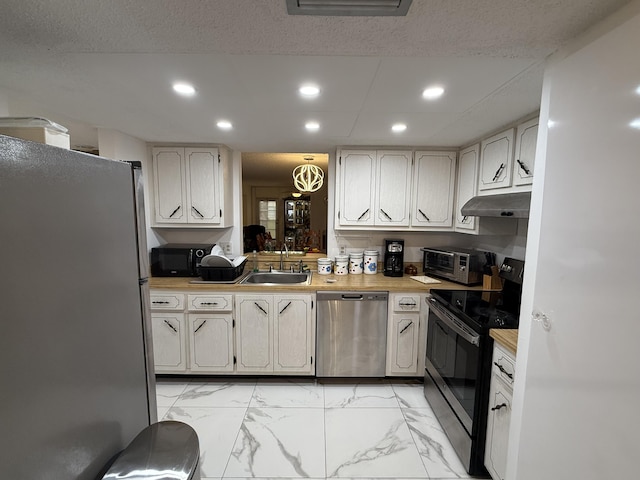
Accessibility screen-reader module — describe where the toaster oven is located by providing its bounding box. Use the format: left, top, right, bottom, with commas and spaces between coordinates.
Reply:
421, 247, 482, 285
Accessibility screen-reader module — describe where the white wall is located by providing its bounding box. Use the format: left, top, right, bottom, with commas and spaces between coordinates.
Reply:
97, 128, 163, 253
508, 2, 640, 478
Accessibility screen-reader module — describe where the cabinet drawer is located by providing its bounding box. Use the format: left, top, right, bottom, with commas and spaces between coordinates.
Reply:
187, 294, 233, 312
393, 295, 421, 312
149, 292, 185, 311
492, 342, 516, 387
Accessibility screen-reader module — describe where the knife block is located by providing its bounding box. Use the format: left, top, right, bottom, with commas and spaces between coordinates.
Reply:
483, 266, 503, 290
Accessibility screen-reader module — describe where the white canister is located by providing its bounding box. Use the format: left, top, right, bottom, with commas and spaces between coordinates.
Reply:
349, 251, 364, 274
363, 249, 379, 275
334, 255, 349, 275
317, 257, 332, 275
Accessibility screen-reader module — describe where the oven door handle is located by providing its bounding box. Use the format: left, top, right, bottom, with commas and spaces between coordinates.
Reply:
429, 299, 480, 346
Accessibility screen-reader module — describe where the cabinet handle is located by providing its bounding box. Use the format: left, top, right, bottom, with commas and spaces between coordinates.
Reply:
492, 163, 505, 182
163, 320, 178, 333
380, 209, 392, 221
279, 301, 292, 315
461, 215, 470, 223
194, 319, 207, 333
418, 209, 430, 221
357, 208, 369, 221
491, 403, 507, 411
399, 321, 413, 334
169, 205, 181, 218
517, 159, 532, 175
494, 361, 514, 379
152, 300, 170, 304
200, 302, 218, 306
191, 206, 204, 218
254, 302, 268, 315
399, 302, 417, 308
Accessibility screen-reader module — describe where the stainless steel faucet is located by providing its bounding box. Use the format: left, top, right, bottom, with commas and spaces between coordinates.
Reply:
279, 242, 289, 270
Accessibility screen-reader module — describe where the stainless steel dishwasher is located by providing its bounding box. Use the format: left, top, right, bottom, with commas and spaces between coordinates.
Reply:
316, 291, 388, 377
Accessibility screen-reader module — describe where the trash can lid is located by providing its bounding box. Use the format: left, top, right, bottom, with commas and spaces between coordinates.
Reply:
101, 421, 199, 480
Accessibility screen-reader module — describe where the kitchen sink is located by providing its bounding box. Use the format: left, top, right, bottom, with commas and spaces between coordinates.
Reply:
239, 271, 312, 285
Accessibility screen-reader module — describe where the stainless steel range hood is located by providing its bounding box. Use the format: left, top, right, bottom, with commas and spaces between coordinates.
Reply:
461, 192, 531, 218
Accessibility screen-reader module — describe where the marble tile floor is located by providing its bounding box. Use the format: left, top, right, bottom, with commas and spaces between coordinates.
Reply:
156, 377, 477, 480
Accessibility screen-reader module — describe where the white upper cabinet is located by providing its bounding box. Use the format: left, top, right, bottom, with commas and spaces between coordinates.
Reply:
513, 118, 538, 187
337, 149, 411, 228
478, 117, 538, 194
375, 151, 412, 227
479, 128, 515, 191
337, 150, 376, 226
454, 144, 479, 231
151, 146, 231, 227
153, 147, 186, 224
411, 151, 456, 229
185, 148, 220, 223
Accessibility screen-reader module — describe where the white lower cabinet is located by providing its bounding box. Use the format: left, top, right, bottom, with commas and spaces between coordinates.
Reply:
273, 295, 315, 373
150, 289, 315, 375
235, 293, 315, 375
385, 293, 428, 376
187, 313, 234, 372
485, 341, 516, 480
151, 312, 187, 372
235, 295, 273, 373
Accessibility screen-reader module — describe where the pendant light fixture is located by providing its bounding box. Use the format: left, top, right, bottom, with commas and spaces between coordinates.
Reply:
293, 156, 324, 192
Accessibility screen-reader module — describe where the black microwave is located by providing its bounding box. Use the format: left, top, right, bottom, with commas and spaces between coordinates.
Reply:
150, 243, 214, 277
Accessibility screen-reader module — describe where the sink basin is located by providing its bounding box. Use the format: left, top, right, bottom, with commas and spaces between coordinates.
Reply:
239, 271, 312, 285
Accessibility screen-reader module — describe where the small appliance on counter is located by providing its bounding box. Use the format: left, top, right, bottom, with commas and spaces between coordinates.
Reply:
150, 243, 215, 277
421, 246, 483, 285
383, 239, 404, 277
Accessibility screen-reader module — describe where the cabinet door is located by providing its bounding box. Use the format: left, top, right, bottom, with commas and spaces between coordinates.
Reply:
375, 151, 412, 226
411, 151, 456, 228
454, 144, 479, 231
151, 313, 187, 372
337, 150, 375, 226
479, 129, 514, 191
513, 118, 538, 187
273, 295, 314, 374
485, 376, 512, 480
386, 313, 420, 375
152, 147, 186, 224
188, 313, 234, 373
235, 295, 273, 372
185, 148, 221, 224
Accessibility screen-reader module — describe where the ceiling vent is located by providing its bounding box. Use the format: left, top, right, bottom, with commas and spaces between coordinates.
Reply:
286, 0, 412, 16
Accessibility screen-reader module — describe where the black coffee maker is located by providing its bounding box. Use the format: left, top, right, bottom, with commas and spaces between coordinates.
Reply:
383, 239, 404, 277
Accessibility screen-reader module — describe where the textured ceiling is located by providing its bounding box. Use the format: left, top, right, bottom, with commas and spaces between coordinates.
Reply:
0, 0, 630, 181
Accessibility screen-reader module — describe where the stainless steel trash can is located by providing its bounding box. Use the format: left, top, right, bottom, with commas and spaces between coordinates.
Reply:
101, 421, 200, 480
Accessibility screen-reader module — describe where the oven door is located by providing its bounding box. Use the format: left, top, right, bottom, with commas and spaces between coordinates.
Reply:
422, 249, 457, 281
425, 297, 480, 433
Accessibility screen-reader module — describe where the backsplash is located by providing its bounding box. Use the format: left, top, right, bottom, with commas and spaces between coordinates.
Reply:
329, 219, 528, 266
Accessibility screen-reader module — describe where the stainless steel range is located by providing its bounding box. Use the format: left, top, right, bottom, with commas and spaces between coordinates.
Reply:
423, 257, 524, 476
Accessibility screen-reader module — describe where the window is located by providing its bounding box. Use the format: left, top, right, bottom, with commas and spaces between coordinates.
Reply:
258, 199, 277, 237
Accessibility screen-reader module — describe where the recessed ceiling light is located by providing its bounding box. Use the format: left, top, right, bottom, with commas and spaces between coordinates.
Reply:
391, 123, 407, 133
305, 121, 320, 131
299, 84, 320, 98
635, 85, 640, 96
216, 120, 233, 130
630, 118, 640, 129
172, 82, 196, 96
422, 86, 445, 100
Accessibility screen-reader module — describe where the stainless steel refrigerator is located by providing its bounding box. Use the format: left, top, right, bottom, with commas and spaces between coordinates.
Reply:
0, 134, 157, 479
